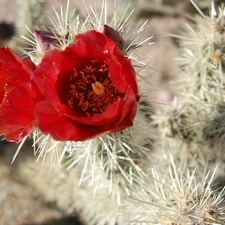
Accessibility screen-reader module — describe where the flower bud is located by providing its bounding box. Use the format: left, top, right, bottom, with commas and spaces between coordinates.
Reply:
33, 30, 60, 56
100, 25, 124, 50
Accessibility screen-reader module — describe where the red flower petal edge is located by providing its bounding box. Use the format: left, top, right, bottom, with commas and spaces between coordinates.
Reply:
33, 30, 139, 141
0, 47, 41, 142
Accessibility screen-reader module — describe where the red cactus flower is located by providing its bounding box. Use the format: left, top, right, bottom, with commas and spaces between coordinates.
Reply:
33, 30, 139, 141
0, 47, 41, 142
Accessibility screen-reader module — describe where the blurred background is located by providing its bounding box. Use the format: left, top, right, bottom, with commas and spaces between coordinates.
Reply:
0, 0, 219, 224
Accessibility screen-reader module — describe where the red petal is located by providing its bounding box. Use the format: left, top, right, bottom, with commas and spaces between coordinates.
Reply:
107, 58, 127, 93
122, 58, 138, 97
1, 83, 35, 128
3, 120, 36, 143
0, 47, 36, 81
64, 98, 124, 126
111, 88, 137, 132
35, 101, 111, 141
0, 67, 7, 102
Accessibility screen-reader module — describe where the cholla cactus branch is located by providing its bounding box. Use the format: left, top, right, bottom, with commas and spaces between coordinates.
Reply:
125, 154, 225, 224
152, 0, 225, 174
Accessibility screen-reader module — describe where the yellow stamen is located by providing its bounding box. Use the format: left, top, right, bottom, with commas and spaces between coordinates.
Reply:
92, 81, 105, 95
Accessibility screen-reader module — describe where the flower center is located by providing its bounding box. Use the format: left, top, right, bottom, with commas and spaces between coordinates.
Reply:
66, 60, 118, 116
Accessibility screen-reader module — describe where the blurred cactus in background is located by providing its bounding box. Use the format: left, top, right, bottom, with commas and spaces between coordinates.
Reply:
153, 0, 225, 173
1, 0, 225, 225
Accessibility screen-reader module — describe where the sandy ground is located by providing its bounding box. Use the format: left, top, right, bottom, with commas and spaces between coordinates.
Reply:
0, 0, 217, 224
